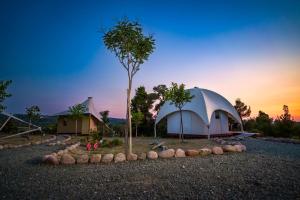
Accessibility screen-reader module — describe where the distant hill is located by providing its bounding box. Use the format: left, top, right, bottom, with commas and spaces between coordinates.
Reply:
109, 117, 126, 125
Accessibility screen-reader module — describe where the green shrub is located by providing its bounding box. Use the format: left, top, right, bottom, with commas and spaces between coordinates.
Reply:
111, 138, 123, 146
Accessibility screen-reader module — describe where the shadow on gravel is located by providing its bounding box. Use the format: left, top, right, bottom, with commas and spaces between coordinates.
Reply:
25, 157, 42, 165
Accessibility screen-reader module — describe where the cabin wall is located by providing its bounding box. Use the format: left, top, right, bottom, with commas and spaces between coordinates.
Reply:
81, 116, 90, 134
89, 116, 99, 133
57, 116, 83, 134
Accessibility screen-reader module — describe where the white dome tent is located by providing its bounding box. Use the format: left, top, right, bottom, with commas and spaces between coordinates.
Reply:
155, 87, 242, 138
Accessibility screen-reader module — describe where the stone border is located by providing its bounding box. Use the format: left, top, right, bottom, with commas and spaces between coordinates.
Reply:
0, 135, 56, 150
47, 135, 72, 146
43, 142, 247, 165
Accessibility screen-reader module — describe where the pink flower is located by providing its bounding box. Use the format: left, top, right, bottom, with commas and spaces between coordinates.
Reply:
93, 142, 98, 150
86, 143, 92, 151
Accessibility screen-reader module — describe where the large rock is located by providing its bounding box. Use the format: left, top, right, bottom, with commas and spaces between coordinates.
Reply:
43, 155, 59, 165
199, 148, 212, 156
212, 146, 223, 155
185, 149, 199, 156
234, 145, 243, 152
90, 154, 101, 163
222, 145, 236, 152
0, 145, 4, 150
175, 148, 186, 158
76, 154, 89, 164
57, 150, 64, 156
240, 144, 247, 151
158, 149, 175, 158
60, 154, 75, 165
147, 151, 158, 160
127, 153, 138, 161
102, 154, 114, 163
114, 153, 126, 163
138, 153, 146, 160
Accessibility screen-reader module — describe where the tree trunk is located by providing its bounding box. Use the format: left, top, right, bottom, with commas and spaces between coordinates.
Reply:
135, 124, 137, 137
127, 78, 133, 154
75, 119, 78, 138
179, 108, 184, 142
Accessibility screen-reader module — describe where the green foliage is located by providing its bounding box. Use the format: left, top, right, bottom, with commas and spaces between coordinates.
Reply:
132, 111, 144, 136
234, 98, 251, 120
92, 131, 101, 141
165, 82, 194, 110
26, 105, 41, 123
0, 80, 12, 112
153, 84, 168, 112
111, 138, 123, 146
156, 118, 168, 138
131, 86, 156, 136
42, 124, 57, 134
101, 138, 123, 148
273, 105, 296, 137
2, 120, 18, 134
165, 82, 194, 141
131, 111, 144, 126
100, 110, 110, 125
255, 111, 273, 135
110, 124, 126, 137
68, 103, 86, 120
103, 18, 155, 72
243, 106, 299, 138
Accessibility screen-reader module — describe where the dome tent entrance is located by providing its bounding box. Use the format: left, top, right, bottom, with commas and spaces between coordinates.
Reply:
155, 87, 242, 137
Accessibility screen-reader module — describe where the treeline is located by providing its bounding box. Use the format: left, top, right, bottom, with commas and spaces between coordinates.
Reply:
130, 85, 167, 137
243, 105, 300, 138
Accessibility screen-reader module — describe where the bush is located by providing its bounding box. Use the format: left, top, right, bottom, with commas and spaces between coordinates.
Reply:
101, 138, 123, 148
111, 138, 123, 146
91, 131, 101, 142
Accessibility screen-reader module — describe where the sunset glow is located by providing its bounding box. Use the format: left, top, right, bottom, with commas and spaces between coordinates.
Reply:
1, 0, 299, 121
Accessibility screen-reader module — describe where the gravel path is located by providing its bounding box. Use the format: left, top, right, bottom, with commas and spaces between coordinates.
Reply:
0, 138, 299, 200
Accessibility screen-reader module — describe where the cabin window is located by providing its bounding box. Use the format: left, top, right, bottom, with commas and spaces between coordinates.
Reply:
215, 111, 220, 119
63, 119, 67, 126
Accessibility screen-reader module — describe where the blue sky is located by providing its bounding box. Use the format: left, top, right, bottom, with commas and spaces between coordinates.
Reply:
1, 0, 300, 119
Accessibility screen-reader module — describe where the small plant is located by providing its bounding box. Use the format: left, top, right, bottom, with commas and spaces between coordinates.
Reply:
100, 138, 122, 148
111, 138, 123, 146
92, 131, 101, 142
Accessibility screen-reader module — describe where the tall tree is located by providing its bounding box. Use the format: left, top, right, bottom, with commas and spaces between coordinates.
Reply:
25, 105, 40, 130
100, 110, 110, 135
100, 110, 110, 125
131, 86, 156, 121
103, 18, 155, 155
0, 80, 12, 112
255, 111, 273, 135
68, 103, 86, 137
274, 105, 295, 137
165, 83, 194, 142
234, 98, 251, 126
152, 84, 168, 114
280, 105, 292, 121
131, 111, 144, 137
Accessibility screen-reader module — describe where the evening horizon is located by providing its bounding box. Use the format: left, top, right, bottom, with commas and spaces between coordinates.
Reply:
1, 0, 299, 121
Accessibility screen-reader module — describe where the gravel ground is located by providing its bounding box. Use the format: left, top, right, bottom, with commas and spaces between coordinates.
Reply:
0, 138, 299, 200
